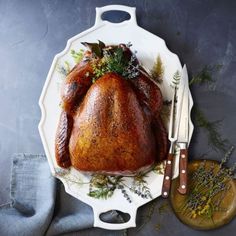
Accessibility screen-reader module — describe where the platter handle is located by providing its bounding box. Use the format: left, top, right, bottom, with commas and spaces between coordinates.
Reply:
95, 5, 137, 26
93, 206, 137, 230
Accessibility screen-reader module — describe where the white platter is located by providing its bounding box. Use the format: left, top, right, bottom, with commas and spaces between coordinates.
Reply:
38, 5, 194, 230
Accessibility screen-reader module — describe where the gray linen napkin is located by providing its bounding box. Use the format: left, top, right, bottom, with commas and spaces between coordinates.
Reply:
0, 154, 125, 236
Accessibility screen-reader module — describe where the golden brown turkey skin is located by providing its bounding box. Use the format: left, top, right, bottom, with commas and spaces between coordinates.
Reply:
69, 73, 157, 173
55, 111, 73, 168
55, 45, 168, 175
61, 62, 93, 115
55, 59, 94, 169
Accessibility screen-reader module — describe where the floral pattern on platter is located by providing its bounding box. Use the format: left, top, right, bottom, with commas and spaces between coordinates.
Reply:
55, 161, 166, 202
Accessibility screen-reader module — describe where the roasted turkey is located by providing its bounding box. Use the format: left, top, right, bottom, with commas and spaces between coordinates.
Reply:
55, 43, 168, 175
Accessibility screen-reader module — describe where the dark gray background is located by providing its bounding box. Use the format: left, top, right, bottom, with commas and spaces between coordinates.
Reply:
0, 0, 236, 235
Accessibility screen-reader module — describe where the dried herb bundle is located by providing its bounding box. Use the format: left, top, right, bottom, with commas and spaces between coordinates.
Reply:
180, 147, 235, 220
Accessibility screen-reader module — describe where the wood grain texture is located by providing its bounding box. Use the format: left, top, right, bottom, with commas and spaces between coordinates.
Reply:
178, 148, 188, 194
162, 153, 174, 198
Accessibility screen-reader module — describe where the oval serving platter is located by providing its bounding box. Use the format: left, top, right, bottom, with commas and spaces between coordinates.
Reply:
38, 5, 194, 230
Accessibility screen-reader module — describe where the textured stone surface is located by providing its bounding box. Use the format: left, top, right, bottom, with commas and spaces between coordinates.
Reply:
0, 0, 236, 234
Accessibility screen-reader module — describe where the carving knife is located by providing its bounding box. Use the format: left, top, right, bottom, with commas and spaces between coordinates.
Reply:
177, 65, 189, 194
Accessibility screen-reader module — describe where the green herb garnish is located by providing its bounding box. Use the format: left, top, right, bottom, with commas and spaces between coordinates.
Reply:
105, 47, 129, 75
189, 64, 230, 153
90, 43, 140, 82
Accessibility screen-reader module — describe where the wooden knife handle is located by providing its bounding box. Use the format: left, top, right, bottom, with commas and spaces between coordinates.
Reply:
162, 153, 174, 198
177, 148, 188, 194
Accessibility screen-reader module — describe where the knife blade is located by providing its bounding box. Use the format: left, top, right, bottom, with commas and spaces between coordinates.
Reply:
162, 72, 185, 198
177, 64, 189, 194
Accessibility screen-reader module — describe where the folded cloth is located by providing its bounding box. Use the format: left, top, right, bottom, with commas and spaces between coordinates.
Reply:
0, 154, 125, 236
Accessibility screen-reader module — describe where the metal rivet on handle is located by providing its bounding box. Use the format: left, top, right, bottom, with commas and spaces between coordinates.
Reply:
167, 160, 171, 164
181, 185, 186, 189
163, 192, 167, 196
181, 154, 185, 158
165, 176, 170, 180
181, 170, 186, 174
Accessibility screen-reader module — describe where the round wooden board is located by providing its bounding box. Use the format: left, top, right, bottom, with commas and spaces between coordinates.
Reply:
170, 160, 236, 230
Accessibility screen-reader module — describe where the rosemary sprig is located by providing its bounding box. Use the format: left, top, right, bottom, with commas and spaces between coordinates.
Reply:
189, 64, 222, 86
193, 107, 229, 153
189, 64, 230, 153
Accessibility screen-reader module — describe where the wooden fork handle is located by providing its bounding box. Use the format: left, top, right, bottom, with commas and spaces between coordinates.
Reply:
177, 148, 188, 194
162, 153, 174, 198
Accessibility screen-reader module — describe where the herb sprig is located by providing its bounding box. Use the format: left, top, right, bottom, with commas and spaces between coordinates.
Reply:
189, 64, 223, 86
88, 173, 153, 202
82, 41, 140, 82
88, 175, 122, 200
190, 64, 230, 153
193, 107, 229, 153
180, 146, 235, 220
